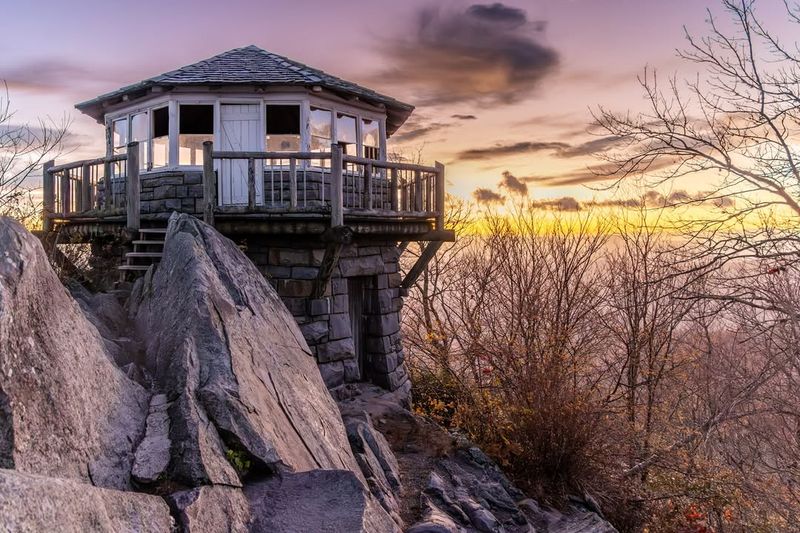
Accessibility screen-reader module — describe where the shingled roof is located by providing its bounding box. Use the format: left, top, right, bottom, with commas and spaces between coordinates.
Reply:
75, 45, 414, 135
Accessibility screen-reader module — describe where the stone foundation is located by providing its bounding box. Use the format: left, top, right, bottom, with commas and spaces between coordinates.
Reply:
242, 237, 409, 394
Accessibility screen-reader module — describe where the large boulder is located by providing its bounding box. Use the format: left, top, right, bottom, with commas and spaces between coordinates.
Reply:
0, 217, 148, 489
0, 468, 173, 532
134, 213, 367, 486
168, 485, 250, 533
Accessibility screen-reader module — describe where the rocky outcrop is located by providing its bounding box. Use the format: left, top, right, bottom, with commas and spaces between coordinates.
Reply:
133, 213, 365, 486
338, 384, 619, 533
0, 468, 173, 532
0, 217, 148, 489
245, 469, 401, 532
344, 411, 404, 526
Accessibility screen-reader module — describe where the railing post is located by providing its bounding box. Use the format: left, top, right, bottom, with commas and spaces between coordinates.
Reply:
363, 163, 373, 210
81, 163, 91, 212
247, 157, 256, 210
126, 142, 140, 231
435, 162, 445, 230
60, 168, 71, 215
414, 169, 423, 212
331, 144, 344, 226
390, 168, 398, 211
103, 159, 113, 210
42, 160, 55, 232
289, 158, 298, 209
400, 176, 408, 211
202, 141, 215, 225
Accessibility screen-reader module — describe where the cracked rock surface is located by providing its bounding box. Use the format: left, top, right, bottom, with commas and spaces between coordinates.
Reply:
0, 217, 148, 490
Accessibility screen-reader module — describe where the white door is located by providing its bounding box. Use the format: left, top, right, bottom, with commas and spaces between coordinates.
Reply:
219, 104, 263, 206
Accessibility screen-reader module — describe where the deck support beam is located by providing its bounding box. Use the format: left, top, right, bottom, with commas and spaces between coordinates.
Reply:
311, 225, 353, 299
401, 240, 444, 289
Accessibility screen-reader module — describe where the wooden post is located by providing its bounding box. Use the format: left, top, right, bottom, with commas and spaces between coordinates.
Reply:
81, 163, 91, 212
42, 160, 55, 232
289, 158, 298, 209
247, 157, 256, 210
202, 141, 215, 225
390, 168, 398, 211
400, 176, 407, 211
60, 168, 71, 215
331, 144, 344, 226
414, 169, 423, 212
126, 142, 140, 231
103, 159, 112, 209
363, 163, 373, 210
435, 162, 445, 230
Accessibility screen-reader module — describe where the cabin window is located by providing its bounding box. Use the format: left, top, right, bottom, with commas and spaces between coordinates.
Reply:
265, 105, 300, 152
179, 104, 213, 165
362, 118, 380, 160
151, 107, 169, 168
310, 107, 332, 151
336, 113, 357, 156
112, 118, 128, 155
130, 112, 149, 170
310, 107, 332, 167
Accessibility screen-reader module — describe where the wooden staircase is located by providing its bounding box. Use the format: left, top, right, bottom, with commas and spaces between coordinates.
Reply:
118, 227, 167, 278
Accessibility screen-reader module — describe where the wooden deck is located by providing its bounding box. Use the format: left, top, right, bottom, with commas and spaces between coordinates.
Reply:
43, 141, 451, 242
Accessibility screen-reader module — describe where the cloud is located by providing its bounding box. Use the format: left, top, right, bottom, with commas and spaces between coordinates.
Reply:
456, 141, 569, 161
0, 60, 92, 93
392, 120, 451, 142
453, 135, 626, 163
375, 2, 559, 106
466, 3, 527, 25
499, 171, 528, 195
555, 136, 626, 158
451, 114, 477, 120
473, 188, 506, 204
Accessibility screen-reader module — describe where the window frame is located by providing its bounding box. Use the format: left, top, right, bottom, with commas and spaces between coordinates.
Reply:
177, 102, 216, 167
150, 105, 170, 170
104, 93, 387, 173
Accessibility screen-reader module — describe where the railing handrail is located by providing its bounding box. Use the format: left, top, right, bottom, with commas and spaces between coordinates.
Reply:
48, 153, 127, 174
212, 150, 331, 161
342, 154, 438, 174
210, 149, 439, 174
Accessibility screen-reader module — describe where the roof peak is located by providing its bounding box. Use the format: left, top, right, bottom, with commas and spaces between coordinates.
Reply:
74, 45, 413, 135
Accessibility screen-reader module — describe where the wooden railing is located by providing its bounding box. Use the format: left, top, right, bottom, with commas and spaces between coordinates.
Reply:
204, 142, 445, 229
42, 140, 446, 233
42, 142, 136, 231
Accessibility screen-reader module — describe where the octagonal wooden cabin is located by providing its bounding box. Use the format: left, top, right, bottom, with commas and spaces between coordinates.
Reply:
42, 45, 453, 394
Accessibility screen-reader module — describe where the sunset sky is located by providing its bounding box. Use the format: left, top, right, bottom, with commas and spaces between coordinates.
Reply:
2, 0, 794, 205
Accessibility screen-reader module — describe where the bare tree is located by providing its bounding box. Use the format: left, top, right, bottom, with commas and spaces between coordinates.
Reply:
0, 82, 69, 224
595, 0, 800, 272
601, 207, 702, 482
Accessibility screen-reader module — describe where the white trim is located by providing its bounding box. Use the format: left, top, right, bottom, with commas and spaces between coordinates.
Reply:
167, 100, 178, 167
102, 92, 390, 175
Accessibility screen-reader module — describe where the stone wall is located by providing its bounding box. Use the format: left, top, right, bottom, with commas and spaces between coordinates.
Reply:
243, 238, 409, 395
139, 170, 204, 216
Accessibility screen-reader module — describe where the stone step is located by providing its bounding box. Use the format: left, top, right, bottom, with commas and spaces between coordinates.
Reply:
118, 264, 152, 272
126, 252, 163, 258
139, 228, 168, 234
132, 240, 165, 246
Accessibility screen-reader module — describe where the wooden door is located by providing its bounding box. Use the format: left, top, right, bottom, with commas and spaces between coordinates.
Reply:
348, 277, 372, 378
219, 104, 263, 205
